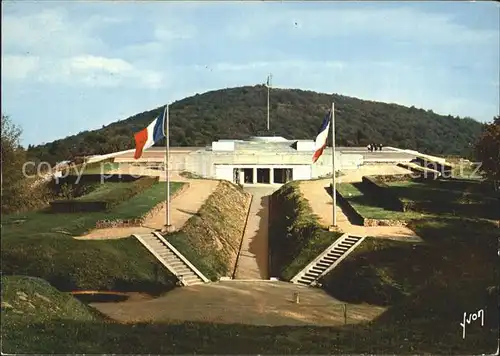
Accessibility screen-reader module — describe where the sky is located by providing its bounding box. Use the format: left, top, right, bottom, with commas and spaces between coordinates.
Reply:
2, 1, 499, 147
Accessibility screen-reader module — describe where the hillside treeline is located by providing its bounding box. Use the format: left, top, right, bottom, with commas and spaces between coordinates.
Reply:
26, 85, 484, 165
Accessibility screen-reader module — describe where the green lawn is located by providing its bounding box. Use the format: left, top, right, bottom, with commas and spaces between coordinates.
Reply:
270, 182, 343, 281
337, 179, 496, 221
337, 183, 426, 220
2, 271, 497, 354
2, 182, 184, 236
1, 177, 498, 354
1, 182, 185, 293
386, 180, 493, 204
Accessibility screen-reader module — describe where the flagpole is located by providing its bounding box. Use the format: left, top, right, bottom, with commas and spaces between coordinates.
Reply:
166, 104, 171, 228
331, 102, 337, 227
267, 75, 270, 131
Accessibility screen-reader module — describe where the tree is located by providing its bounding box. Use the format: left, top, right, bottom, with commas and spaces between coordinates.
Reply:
475, 116, 500, 189
1, 115, 28, 213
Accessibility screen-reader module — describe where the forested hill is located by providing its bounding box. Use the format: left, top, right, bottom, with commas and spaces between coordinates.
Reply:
27, 85, 484, 164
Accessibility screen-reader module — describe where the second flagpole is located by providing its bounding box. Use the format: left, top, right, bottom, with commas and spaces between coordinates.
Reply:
166, 104, 171, 228
331, 102, 337, 228
163, 104, 171, 231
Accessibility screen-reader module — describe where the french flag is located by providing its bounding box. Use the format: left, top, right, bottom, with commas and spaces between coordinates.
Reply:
312, 110, 331, 163
134, 110, 166, 159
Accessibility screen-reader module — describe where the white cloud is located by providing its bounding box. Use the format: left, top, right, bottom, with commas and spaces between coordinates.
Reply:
154, 23, 196, 41
2, 55, 40, 80
32, 56, 165, 89
226, 6, 498, 47
194, 60, 345, 72
1, 8, 105, 56
1, 7, 167, 89
69, 55, 134, 73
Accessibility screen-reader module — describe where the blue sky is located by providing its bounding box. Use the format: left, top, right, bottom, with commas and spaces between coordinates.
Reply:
2, 1, 499, 146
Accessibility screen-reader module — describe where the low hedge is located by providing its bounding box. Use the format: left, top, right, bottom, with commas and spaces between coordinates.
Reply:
269, 181, 342, 281
57, 174, 142, 185
49, 177, 158, 213
50, 201, 108, 213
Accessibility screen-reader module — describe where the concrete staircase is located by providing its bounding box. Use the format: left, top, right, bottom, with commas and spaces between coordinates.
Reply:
291, 234, 365, 287
133, 232, 209, 286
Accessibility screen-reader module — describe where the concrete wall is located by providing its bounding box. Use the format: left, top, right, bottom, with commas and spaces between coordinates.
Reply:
293, 165, 312, 180
182, 151, 363, 181
211, 164, 313, 183
214, 165, 234, 181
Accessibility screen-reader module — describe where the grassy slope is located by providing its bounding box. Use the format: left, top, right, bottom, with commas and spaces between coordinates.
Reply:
165, 180, 250, 280
269, 181, 343, 281
2, 182, 185, 292
2, 179, 498, 354
3, 182, 184, 236
1, 276, 98, 321
322, 179, 498, 353
27, 85, 484, 168
337, 178, 497, 221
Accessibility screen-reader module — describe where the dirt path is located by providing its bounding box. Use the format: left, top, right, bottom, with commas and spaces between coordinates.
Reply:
300, 179, 422, 242
75, 179, 220, 240
90, 281, 386, 326
233, 186, 279, 280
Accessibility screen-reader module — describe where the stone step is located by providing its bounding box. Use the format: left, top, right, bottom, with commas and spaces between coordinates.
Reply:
175, 268, 193, 275
296, 281, 311, 287
168, 261, 186, 268
326, 252, 343, 258
183, 275, 202, 283
300, 275, 315, 282
311, 266, 327, 273
304, 270, 321, 278
317, 261, 332, 268
337, 243, 354, 249
319, 258, 336, 264
159, 250, 177, 258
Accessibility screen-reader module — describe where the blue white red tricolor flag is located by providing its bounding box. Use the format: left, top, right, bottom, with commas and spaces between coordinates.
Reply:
134, 110, 166, 159
312, 110, 331, 163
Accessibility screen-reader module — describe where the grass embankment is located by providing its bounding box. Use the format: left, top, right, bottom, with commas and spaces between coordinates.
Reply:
2, 182, 185, 292
337, 183, 425, 220
165, 180, 251, 281
2, 243, 497, 356
338, 177, 498, 221
269, 181, 343, 281
1, 276, 99, 322
4, 182, 185, 235
322, 178, 498, 353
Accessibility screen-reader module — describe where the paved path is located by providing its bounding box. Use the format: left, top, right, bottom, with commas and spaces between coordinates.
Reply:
75, 179, 220, 239
300, 179, 422, 242
91, 281, 385, 326
233, 186, 279, 279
